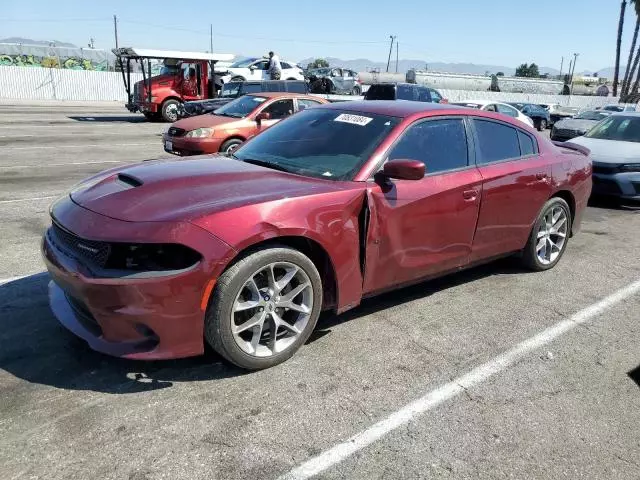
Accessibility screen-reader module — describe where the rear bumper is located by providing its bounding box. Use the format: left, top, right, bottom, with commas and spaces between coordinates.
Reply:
162, 133, 223, 156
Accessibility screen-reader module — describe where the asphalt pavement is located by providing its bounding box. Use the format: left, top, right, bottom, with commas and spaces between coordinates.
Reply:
0, 102, 639, 480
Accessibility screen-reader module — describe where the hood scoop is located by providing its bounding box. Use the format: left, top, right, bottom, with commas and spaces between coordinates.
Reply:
117, 173, 143, 188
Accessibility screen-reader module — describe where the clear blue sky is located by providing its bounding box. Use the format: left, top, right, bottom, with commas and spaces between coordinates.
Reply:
0, 0, 636, 72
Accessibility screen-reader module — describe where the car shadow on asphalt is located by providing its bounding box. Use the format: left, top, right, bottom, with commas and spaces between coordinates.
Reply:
588, 194, 640, 211
308, 257, 529, 343
0, 274, 246, 394
0, 259, 527, 394
67, 115, 149, 123
628, 365, 640, 388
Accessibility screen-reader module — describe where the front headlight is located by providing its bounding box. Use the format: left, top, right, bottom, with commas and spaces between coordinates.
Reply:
619, 164, 640, 172
106, 243, 202, 271
185, 127, 214, 138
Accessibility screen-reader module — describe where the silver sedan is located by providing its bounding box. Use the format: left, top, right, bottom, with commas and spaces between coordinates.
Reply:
568, 112, 640, 201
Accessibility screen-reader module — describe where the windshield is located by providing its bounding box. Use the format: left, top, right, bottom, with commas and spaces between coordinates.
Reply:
575, 111, 610, 121
214, 95, 267, 118
233, 109, 400, 180
159, 65, 179, 76
585, 115, 640, 142
230, 58, 258, 68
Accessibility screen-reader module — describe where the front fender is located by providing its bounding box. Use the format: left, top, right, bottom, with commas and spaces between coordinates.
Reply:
192, 189, 367, 312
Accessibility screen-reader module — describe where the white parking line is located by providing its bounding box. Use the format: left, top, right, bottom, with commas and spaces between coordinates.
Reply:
0, 132, 133, 138
278, 278, 640, 480
0, 160, 125, 169
4, 143, 158, 151
0, 195, 58, 204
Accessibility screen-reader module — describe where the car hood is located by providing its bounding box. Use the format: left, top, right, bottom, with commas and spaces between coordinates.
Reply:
568, 136, 640, 164
70, 157, 352, 223
170, 113, 242, 131
554, 119, 598, 131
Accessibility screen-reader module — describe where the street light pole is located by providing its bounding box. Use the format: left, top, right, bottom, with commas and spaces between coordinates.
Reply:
386, 35, 396, 73
570, 53, 579, 95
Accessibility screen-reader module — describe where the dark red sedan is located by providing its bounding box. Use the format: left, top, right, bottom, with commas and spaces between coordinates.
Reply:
42, 101, 591, 369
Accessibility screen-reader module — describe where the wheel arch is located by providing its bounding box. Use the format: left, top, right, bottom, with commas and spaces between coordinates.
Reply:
218, 135, 247, 152
216, 235, 339, 312
550, 190, 576, 235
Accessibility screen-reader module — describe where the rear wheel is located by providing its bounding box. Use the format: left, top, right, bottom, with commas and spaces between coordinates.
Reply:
351, 85, 362, 96
161, 99, 181, 122
219, 138, 243, 155
522, 197, 571, 271
205, 247, 322, 370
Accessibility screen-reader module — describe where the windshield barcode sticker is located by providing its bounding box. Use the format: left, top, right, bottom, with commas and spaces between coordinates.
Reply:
334, 113, 373, 126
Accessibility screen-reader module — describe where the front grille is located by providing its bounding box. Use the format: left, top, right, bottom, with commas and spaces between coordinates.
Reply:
167, 127, 186, 137
50, 221, 111, 268
66, 294, 102, 336
553, 128, 578, 138
592, 176, 622, 195
592, 163, 621, 175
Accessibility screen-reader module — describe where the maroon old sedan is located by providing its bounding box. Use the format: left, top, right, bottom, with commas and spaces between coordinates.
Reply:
42, 101, 591, 369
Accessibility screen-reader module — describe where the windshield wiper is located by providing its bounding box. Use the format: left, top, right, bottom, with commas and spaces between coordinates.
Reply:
241, 158, 294, 174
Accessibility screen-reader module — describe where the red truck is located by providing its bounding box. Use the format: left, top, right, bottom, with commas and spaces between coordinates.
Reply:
113, 48, 235, 122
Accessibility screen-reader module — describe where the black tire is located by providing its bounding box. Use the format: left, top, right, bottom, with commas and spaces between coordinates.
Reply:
286, 77, 297, 81
230, 76, 246, 82
522, 197, 572, 271
161, 99, 181, 122
205, 247, 323, 370
219, 138, 243, 154
143, 111, 160, 121
351, 85, 362, 96
537, 119, 547, 131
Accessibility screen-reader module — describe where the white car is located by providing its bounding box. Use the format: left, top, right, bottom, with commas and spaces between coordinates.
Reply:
214, 57, 304, 88
451, 100, 535, 128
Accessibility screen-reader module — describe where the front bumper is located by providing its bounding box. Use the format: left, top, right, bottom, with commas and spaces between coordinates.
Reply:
592, 171, 640, 200
42, 198, 236, 360
162, 133, 223, 156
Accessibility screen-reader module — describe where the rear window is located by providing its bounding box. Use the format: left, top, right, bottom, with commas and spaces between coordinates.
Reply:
364, 84, 396, 100
473, 119, 521, 163
396, 84, 414, 100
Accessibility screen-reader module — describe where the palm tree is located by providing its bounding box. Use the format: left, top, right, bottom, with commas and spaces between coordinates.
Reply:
614, 0, 627, 97
621, 1, 640, 98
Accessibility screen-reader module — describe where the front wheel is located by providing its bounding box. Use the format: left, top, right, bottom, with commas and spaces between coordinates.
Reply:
522, 197, 571, 271
351, 85, 362, 96
219, 138, 243, 155
161, 99, 181, 122
205, 247, 323, 370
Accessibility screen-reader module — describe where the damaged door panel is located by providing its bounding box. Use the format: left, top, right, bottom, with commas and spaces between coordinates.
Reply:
362, 169, 483, 296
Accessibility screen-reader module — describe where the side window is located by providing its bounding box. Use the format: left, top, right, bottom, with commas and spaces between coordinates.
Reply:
429, 89, 442, 103
484, 104, 497, 112
497, 104, 518, 117
518, 130, 537, 156
388, 118, 468, 174
254, 60, 269, 70
262, 99, 294, 119
281, 62, 292, 69
416, 86, 431, 102
297, 98, 322, 111
396, 84, 414, 100
473, 119, 520, 163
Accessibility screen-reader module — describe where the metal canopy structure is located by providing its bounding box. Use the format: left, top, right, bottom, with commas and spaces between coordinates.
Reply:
112, 47, 234, 62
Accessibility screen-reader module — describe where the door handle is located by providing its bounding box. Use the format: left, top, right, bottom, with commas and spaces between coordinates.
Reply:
463, 189, 478, 200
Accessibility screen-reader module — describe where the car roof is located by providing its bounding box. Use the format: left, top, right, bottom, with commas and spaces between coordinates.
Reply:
611, 111, 640, 116
246, 92, 321, 100
455, 99, 514, 107
316, 100, 466, 117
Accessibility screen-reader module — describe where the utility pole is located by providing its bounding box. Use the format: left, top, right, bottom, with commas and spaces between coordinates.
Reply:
395, 41, 399, 73
559, 56, 564, 79
210, 24, 213, 53
386, 35, 395, 73
570, 52, 579, 95
113, 15, 119, 49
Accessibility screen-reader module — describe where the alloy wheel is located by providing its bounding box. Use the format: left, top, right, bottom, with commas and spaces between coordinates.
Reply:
536, 206, 568, 265
231, 262, 313, 357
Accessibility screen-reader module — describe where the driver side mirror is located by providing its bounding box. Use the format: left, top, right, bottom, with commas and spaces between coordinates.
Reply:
249, 65, 256, 71
255, 112, 271, 125
382, 159, 425, 180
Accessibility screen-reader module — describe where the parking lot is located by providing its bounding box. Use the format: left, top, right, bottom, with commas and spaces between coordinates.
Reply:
1, 101, 639, 480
